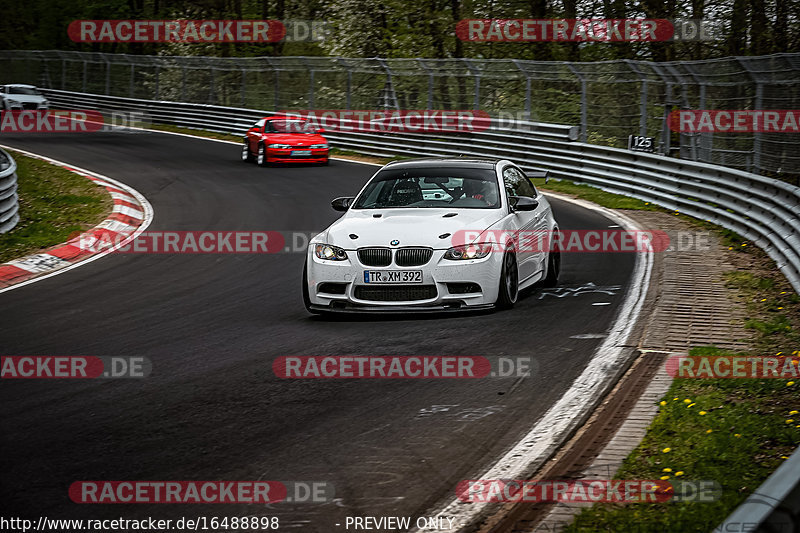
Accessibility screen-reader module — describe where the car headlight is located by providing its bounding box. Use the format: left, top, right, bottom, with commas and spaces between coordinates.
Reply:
310, 143, 328, 149
443, 243, 493, 260
315, 244, 348, 261
268, 144, 292, 149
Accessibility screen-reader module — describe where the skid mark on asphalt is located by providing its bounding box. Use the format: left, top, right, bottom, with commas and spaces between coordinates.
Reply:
538, 282, 622, 299
415, 405, 503, 421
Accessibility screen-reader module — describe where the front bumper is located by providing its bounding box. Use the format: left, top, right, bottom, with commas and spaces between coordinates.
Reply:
267, 148, 328, 164
306, 247, 503, 312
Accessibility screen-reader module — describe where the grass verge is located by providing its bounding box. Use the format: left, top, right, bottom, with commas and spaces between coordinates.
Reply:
0, 150, 112, 263
564, 269, 800, 530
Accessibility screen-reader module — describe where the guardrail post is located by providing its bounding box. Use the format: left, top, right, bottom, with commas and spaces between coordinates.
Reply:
181, 66, 187, 102
241, 68, 246, 108
512, 60, 532, 122
567, 64, 587, 143
625, 60, 648, 138
103, 56, 111, 95
347, 70, 352, 110
461, 59, 481, 111
650, 63, 674, 155
309, 69, 315, 109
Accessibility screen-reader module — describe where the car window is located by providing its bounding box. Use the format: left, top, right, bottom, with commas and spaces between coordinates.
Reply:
503, 166, 537, 198
252, 119, 266, 131
266, 120, 316, 134
353, 167, 501, 209
8, 87, 41, 95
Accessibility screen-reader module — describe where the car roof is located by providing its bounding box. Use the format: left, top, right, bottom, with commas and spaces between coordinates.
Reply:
4, 84, 37, 88
382, 157, 502, 170
261, 116, 307, 121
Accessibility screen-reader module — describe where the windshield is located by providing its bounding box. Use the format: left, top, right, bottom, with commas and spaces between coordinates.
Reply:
8, 87, 41, 95
267, 120, 317, 133
353, 167, 501, 209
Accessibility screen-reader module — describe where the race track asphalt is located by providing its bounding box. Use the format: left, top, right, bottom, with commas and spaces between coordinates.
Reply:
0, 131, 636, 530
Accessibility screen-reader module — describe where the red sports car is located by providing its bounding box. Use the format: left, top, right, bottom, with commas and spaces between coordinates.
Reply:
241, 116, 329, 166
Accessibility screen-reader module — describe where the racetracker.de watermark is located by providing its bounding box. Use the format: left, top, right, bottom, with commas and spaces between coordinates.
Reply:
0, 110, 103, 133
456, 19, 719, 42
666, 355, 800, 379
451, 229, 671, 253
457, 479, 721, 503
669, 110, 800, 133
0, 356, 151, 379
0, 110, 151, 133
68, 20, 285, 43
273, 356, 534, 379
281, 110, 492, 133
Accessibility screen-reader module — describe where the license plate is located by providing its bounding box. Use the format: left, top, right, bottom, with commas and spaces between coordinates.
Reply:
364, 270, 423, 283
291, 150, 312, 156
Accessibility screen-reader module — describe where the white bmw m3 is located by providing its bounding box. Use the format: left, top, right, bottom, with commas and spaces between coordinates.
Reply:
303, 158, 560, 313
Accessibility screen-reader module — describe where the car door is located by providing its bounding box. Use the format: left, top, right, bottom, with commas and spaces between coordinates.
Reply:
247, 119, 266, 153
502, 165, 546, 282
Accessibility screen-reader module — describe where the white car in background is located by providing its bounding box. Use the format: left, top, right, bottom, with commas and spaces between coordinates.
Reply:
0, 84, 50, 111
303, 158, 560, 313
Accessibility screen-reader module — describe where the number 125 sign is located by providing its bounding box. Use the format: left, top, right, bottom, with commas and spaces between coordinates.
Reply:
628, 135, 656, 153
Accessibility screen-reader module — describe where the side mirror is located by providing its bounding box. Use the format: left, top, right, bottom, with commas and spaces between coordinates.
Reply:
509, 196, 538, 212
526, 170, 550, 184
331, 196, 355, 212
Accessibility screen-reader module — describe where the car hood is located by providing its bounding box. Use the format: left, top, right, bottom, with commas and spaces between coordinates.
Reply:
3, 94, 46, 103
323, 208, 504, 250
263, 133, 326, 145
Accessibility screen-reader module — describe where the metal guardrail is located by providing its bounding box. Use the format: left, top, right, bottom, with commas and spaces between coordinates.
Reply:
0, 147, 20, 234
18, 87, 800, 528
4, 50, 800, 175
715, 446, 800, 532
41, 88, 800, 295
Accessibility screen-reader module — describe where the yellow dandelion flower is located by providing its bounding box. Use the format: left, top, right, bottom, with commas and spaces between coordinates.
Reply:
742, 243, 747, 247
734, 434, 742, 438
699, 411, 707, 415
662, 447, 671, 453
789, 411, 798, 415
675, 471, 684, 477
662, 468, 672, 473
761, 299, 768, 302
782, 456, 789, 459
683, 399, 692, 404
660, 475, 670, 480
660, 401, 667, 406
788, 381, 796, 386
786, 419, 794, 424
673, 397, 679, 401
778, 352, 783, 356
687, 403, 696, 408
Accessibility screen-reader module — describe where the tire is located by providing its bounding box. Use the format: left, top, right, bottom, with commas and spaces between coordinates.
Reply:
241, 140, 252, 162
496, 250, 519, 309
302, 263, 321, 315
542, 232, 561, 287
257, 144, 268, 167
